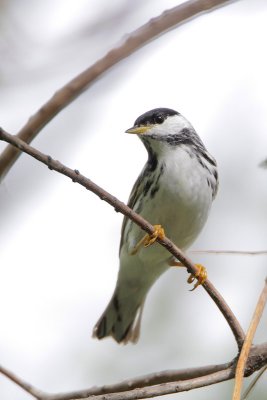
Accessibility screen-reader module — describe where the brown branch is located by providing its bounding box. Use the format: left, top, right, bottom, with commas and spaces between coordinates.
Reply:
44, 362, 233, 400
0, 0, 236, 181
71, 343, 267, 400
191, 250, 267, 256
232, 278, 267, 400
0, 127, 245, 349
1, 343, 267, 400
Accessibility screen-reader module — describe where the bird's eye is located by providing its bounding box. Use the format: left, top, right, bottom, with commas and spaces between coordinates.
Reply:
154, 115, 164, 124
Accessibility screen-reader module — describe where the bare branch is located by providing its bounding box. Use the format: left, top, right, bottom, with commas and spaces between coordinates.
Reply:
1, 343, 267, 400
0, 127, 245, 349
63, 370, 235, 400
75, 343, 267, 400
191, 250, 267, 256
232, 278, 267, 400
45, 363, 233, 400
0, 0, 236, 181
241, 366, 267, 400
0, 365, 46, 400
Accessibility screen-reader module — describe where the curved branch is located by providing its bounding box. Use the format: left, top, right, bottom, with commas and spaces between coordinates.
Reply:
0, 0, 236, 181
49, 362, 232, 400
0, 128, 245, 349
76, 343, 267, 400
0, 365, 46, 400
1, 343, 267, 400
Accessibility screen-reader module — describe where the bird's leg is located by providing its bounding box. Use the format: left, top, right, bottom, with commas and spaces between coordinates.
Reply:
169, 259, 207, 291
130, 225, 165, 255
168, 260, 183, 267
187, 264, 207, 291
143, 225, 165, 247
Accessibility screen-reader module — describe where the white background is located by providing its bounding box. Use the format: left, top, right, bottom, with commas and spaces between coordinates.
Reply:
0, 0, 267, 398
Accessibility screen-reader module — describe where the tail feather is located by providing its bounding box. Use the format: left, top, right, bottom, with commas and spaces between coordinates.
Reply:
93, 293, 145, 344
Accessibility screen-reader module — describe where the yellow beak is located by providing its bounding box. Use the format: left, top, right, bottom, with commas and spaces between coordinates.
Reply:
125, 125, 152, 134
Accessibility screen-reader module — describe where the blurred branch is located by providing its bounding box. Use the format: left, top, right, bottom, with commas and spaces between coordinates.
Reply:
1, 343, 267, 400
241, 366, 267, 400
0, 127, 245, 350
0, 364, 46, 400
0, 0, 236, 181
232, 278, 267, 400
191, 250, 267, 256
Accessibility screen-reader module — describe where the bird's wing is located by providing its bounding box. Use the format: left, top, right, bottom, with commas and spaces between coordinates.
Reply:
119, 171, 144, 254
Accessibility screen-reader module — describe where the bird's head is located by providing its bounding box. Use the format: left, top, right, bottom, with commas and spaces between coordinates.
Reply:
125, 108, 200, 152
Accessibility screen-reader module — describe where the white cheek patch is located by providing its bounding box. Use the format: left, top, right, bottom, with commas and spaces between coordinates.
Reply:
150, 115, 193, 137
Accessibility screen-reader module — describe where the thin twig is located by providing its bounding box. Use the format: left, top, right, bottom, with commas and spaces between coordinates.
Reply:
0, 0, 236, 181
1, 343, 267, 400
232, 278, 267, 400
191, 250, 267, 256
0, 365, 47, 400
241, 366, 267, 400
0, 128, 245, 349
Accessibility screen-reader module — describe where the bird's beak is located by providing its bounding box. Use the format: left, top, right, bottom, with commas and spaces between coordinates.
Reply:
125, 125, 152, 135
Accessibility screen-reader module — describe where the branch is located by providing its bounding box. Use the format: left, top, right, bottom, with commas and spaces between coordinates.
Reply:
0, 0, 236, 180
1, 343, 267, 400
0, 365, 46, 400
71, 343, 267, 400
0, 127, 245, 349
232, 278, 267, 400
241, 366, 267, 399
191, 250, 267, 256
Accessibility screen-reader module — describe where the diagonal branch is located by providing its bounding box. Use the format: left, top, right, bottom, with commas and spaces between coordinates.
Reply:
0, 0, 236, 181
0, 364, 46, 400
1, 343, 267, 400
232, 278, 267, 400
0, 127, 245, 349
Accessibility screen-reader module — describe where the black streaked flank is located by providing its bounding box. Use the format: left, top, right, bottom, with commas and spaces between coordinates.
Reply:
141, 140, 158, 173
199, 149, 217, 167
147, 151, 158, 172
155, 164, 164, 185
143, 179, 153, 196
149, 163, 164, 199
150, 185, 159, 198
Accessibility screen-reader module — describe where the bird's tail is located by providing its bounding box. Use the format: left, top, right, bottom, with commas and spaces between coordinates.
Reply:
92, 290, 146, 344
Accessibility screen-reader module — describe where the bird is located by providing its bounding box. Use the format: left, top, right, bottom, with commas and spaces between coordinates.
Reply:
93, 107, 218, 344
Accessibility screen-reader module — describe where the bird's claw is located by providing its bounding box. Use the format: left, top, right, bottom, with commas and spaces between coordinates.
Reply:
144, 225, 165, 247
187, 264, 207, 291
130, 225, 165, 255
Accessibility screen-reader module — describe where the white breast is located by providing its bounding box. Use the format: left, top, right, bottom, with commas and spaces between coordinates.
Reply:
125, 145, 213, 264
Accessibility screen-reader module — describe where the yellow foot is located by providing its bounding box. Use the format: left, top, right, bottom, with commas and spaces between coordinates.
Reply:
187, 264, 207, 291
130, 225, 165, 255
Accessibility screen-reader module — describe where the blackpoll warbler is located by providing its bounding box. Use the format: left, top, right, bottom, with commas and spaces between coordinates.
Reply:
93, 108, 218, 344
